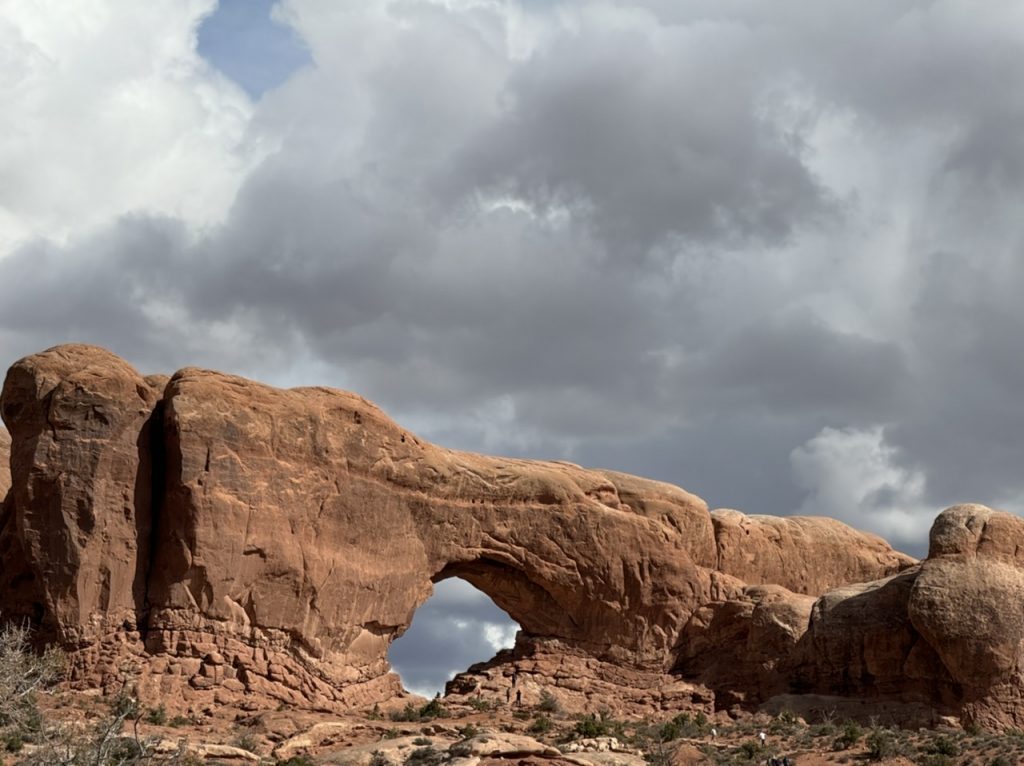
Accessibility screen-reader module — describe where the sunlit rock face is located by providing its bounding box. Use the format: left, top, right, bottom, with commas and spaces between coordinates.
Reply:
13, 344, 1009, 724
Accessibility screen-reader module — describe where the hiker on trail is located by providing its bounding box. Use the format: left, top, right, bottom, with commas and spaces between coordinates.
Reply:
516, 689, 522, 707
505, 688, 511, 704
758, 731, 766, 747
710, 727, 717, 740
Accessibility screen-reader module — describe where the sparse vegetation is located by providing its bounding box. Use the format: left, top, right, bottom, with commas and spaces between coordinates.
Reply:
833, 719, 863, 750
573, 713, 611, 738
276, 757, 317, 766
143, 705, 166, 726
405, 745, 444, 766
865, 726, 899, 761
390, 697, 449, 723
528, 715, 553, 734
537, 690, 561, 714
658, 711, 704, 741
466, 696, 494, 712
233, 730, 261, 754
7, 618, 1024, 766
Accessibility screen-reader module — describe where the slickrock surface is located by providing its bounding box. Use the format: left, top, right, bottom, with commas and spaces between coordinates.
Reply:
711, 509, 915, 595
7, 344, 1020, 727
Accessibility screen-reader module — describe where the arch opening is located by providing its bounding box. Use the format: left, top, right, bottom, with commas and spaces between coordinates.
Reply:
388, 576, 521, 697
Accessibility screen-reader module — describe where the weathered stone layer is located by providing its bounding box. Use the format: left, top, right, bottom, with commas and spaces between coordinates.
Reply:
9, 345, 1019, 726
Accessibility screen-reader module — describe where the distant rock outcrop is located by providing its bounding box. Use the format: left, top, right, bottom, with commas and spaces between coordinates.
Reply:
2, 344, 1015, 727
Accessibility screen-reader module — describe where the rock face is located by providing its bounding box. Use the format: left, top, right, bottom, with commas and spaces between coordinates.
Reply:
711, 509, 915, 596
785, 503, 1024, 727
0, 346, 163, 646
0, 427, 10, 497
2, 344, 1015, 726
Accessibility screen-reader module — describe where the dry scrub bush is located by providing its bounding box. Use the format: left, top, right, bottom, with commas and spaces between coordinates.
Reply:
0, 620, 201, 765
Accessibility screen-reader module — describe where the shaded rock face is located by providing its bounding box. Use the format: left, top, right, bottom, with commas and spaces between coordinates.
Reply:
785, 504, 1024, 727
0, 344, 980, 722
0, 347, 163, 643
711, 509, 915, 595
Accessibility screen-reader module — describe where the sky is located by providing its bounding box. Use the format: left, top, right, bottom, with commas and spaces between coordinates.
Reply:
3, 0, 1024, 694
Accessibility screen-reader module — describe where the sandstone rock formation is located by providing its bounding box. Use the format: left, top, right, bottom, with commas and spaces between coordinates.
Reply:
781, 503, 1024, 728
0, 427, 10, 496
711, 509, 914, 596
2, 344, 1018, 727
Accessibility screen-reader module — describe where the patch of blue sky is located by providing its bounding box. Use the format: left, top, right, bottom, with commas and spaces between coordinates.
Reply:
197, 0, 311, 98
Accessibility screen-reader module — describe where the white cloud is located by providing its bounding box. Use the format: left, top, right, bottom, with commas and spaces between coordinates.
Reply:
4, 0, 1024, 558
483, 623, 518, 652
0, 0, 264, 257
790, 425, 933, 550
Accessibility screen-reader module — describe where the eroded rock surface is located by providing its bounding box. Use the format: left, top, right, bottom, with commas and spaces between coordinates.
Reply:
9, 344, 1021, 726
782, 504, 1024, 727
0, 427, 10, 497
711, 509, 914, 595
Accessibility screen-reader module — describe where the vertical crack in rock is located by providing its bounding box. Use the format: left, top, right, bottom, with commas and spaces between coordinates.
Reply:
137, 395, 167, 640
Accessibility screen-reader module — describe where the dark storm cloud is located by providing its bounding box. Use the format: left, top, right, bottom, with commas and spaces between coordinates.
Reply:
5, 0, 1024, 556
689, 315, 908, 417
442, 21, 836, 258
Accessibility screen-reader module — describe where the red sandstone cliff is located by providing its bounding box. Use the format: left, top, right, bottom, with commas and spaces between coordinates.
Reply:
1, 344, 1013, 727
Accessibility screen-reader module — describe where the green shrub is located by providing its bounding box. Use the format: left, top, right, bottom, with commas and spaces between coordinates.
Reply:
413, 737, 432, 746
659, 713, 702, 741
419, 697, 447, 720
575, 714, 611, 738
538, 690, 561, 714
865, 727, 898, 761
529, 715, 553, 734
467, 696, 494, 712
145, 704, 167, 725
391, 702, 421, 722
406, 745, 444, 766
2, 732, 22, 753
833, 720, 863, 750
928, 735, 960, 756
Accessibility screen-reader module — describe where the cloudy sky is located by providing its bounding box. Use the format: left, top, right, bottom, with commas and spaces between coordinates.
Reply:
4, 0, 1024, 694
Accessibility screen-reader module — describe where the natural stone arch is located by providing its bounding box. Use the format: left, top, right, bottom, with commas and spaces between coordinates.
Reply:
0, 345, 919, 720
430, 558, 569, 642
387, 574, 520, 696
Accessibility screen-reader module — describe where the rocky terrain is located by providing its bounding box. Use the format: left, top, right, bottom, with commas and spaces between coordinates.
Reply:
3, 344, 1024, 754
